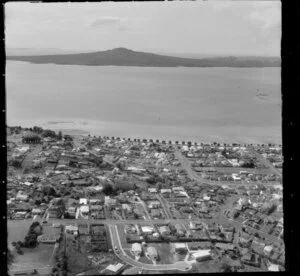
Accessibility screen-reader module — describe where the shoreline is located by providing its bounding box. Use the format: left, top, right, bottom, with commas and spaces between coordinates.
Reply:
7, 124, 282, 147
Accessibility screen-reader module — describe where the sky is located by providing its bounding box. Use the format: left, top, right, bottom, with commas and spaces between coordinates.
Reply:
5, 0, 281, 56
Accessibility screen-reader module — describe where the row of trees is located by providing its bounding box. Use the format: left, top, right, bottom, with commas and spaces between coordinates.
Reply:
23, 221, 43, 248
32, 126, 66, 141
11, 241, 24, 254
51, 229, 67, 276
11, 221, 43, 256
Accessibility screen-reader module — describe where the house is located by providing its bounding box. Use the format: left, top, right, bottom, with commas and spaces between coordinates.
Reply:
172, 187, 185, 193
77, 223, 89, 235
31, 208, 43, 215
37, 234, 57, 244
148, 188, 157, 193
174, 224, 185, 236
65, 225, 78, 235
146, 246, 158, 261
127, 166, 146, 174
150, 209, 161, 218
159, 226, 171, 235
192, 250, 212, 261
90, 205, 103, 211
242, 253, 261, 267
141, 226, 154, 234
215, 243, 235, 251
232, 174, 242, 181
105, 196, 116, 206
105, 263, 124, 274
131, 243, 142, 256
203, 195, 210, 201
133, 208, 144, 219
264, 245, 273, 256
67, 207, 76, 218
122, 204, 132, 212
174, 243, 188, 254
79, 198, 88, 205
229, 159, 240, 167
90, 199, 101, 205
16, 192, 28, 202
91, 224, 106, 236
148, 201, 160, 209
268, 263, 280, 271
14, 211, 27, 219
48, 206, 62, 219
161, 189, 172, 194
80, 205, 89, 217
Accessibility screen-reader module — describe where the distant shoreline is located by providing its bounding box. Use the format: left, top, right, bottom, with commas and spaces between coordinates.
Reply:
6, 47, 281, 68
6, 60, 281, 69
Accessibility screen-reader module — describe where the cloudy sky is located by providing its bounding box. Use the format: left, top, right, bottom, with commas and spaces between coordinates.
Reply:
5, 0, 281, 56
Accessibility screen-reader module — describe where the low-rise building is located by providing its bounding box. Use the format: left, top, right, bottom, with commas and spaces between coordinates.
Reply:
174, 243, 188, 254
146, 246, 158, 261
131, 243, 142, 256
148, 201, 160, 209
158, 225, 171, 235
192, 250, 212, 261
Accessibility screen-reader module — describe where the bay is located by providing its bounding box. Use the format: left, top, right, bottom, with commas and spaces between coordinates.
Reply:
6, 61, 281, 144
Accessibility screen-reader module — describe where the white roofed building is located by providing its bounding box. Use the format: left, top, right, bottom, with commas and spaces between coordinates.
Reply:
192, 250, 212, 261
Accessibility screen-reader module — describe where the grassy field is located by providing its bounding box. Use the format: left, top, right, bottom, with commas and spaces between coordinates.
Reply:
189, 259, 221, 273
116, 224, 132, 248
8, 220, 33, 243
12, 243, 55, 266
8, 221, 59, 271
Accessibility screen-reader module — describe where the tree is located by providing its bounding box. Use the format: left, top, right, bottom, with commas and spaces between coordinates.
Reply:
41, 185, 57, 197
33, 126, 43, 134
57, 131, 63, 141
102, 183, 115, 195
10, 159, 22, 168
63, 135, 73, 141
42, 129, 57, 138
7, 248, 14, 265
17, 241, 23, 247
220, 262, 234, 272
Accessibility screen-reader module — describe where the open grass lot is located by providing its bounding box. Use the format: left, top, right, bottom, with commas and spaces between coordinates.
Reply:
189, 259, 221, 273
8, 220, 61, 242
8, 220, 33, 243
8, 221, 57, 273
116, 224, 132, 248
43, 224, 61, 236
12, 243, 55, 266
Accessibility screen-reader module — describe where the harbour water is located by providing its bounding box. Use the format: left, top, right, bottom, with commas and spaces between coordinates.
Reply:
6, 61, 281, 144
